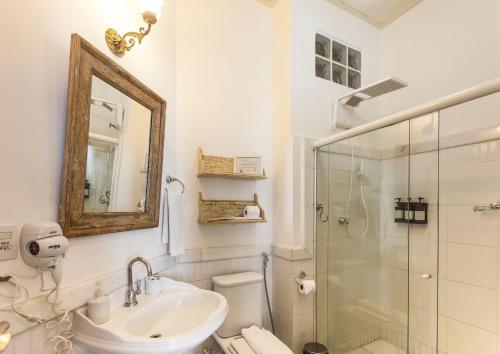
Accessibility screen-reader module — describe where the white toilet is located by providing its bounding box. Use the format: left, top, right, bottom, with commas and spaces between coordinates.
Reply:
212, 272, 292, 354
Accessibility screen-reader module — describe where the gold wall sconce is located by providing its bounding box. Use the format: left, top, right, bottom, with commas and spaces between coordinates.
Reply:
0, 321, 11, 353
105, 0, 164, 57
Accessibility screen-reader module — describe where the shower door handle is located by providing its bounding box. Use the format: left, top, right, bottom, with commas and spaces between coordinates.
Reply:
421, 274, 432, 280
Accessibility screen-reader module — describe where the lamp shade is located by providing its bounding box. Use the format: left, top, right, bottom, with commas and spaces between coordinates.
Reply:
139, 0, 164, 19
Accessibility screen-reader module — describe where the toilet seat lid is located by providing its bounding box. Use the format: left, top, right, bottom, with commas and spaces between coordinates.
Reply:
230, 336, 256, 354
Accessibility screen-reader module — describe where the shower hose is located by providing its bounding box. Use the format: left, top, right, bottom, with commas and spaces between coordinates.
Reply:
346, 144, 369, 239
262, 252, 275, 334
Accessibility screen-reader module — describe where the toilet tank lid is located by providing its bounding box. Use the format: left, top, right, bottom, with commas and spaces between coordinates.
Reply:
212, 272, 263, 288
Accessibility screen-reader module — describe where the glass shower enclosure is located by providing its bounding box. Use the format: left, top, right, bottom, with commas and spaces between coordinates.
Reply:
315, 90, 500, 354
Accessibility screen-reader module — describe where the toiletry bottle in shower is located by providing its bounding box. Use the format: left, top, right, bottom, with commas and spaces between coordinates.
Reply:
413, 197, 428, 224
394, 198, 405, 223
405, 198, 414, 223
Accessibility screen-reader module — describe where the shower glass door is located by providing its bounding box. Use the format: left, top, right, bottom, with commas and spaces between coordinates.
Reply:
437, 92, 500, 354
316, 116, 439, 354
408, 113, 440, 354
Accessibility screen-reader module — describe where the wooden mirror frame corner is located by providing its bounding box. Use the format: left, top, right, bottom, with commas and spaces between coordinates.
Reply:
60, 34, 166, 237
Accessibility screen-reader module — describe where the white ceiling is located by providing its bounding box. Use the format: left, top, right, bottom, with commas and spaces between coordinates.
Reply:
326, 0, 424, 28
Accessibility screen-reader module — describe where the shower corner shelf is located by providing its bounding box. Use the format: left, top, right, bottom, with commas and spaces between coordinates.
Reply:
198, 192, 267, 225
197, 147, 267, 180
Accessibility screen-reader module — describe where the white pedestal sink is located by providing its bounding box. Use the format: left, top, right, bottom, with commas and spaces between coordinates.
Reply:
73, 280, 228, 354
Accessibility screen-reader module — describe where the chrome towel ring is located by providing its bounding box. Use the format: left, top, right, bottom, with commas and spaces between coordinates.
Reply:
166, 175, 185, 194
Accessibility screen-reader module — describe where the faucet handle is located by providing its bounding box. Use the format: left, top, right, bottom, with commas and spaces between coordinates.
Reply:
135, 279, 142, 295
124, 289, 137, 307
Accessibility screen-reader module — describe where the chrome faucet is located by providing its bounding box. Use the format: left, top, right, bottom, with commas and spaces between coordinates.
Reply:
124, 257, 153, 307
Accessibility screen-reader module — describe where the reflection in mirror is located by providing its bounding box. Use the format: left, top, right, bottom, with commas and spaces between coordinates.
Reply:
84, 76, 152, 213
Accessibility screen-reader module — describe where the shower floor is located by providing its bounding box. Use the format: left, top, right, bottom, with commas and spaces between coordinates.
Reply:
349, 340, 405, 354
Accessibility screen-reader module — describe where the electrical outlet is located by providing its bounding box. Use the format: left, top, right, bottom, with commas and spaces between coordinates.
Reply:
0, 225, 19, 261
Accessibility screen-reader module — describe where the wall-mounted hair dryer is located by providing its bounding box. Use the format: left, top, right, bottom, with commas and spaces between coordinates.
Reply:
20, 222, 69, 284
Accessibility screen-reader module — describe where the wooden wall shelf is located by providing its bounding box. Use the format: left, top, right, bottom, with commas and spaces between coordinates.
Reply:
197, 147, 267, 180
198, 193, 267, 224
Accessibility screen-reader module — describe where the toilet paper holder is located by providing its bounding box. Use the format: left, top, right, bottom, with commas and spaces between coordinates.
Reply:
295, 271, 316, 295
295, 271, 312, 282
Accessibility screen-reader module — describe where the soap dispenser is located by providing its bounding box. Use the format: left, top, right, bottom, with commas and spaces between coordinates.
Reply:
394, 198, 405, 223
87, 287, 110, 325
413, 197, 428, 224
405, 197, 414, 223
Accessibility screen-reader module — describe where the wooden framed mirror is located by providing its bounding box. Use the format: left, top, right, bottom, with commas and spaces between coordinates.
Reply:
60, 34, 166, 237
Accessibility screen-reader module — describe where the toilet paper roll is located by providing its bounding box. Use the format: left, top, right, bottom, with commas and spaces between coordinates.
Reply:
243, 205, 260, 219
145, 276, 163, 295
243, 205, 261, 219
297, 279, 316, 295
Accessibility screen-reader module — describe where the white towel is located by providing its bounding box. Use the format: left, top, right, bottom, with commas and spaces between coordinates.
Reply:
229, 337, 255, 354
241, 325, 292, 354
161, 187, 185, 256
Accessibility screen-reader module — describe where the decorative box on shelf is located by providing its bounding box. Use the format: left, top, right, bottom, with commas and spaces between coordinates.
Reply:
197, 147, 267, 180
234, 156, 262, 175
198, 193, 267, 224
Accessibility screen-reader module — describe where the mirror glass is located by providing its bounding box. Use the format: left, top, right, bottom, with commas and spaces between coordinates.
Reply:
84, 75, 152, 213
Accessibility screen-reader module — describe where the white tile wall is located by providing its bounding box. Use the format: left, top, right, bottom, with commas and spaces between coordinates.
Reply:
446, 319, 496, 354
446, 243, 498, 289
437, 91, 500, 354
446, 280, 497, 332
438, 143, 500, 353
272, 253, 315, 354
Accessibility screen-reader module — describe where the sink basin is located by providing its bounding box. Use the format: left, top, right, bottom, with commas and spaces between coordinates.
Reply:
73, 280, 228, 354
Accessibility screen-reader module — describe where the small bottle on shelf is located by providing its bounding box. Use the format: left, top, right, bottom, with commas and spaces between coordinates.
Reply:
405, 198, 414, 223
394, 198, 405, 223
413, 197, 428, 224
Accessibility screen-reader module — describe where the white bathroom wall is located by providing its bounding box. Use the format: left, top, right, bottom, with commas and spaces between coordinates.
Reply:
270, 2, 383, 350
175, 0, 274, 249
290, 0, 382, 138
379, 0, 500, 117
0, 0, 279, 352
0, 0, 177, 350
0, 0, 177, 299
271, 0, 295, 250
272, 0, 383, 252
0, 0, 275, 287
270, 3, 317, 350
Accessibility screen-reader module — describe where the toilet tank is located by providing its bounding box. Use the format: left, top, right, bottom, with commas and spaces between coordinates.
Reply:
212, 272, 263, 338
